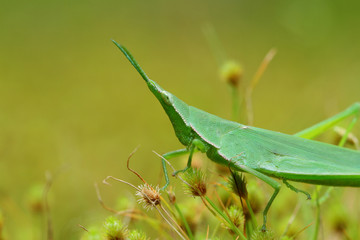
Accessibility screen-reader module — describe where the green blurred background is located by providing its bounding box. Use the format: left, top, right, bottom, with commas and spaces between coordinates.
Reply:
0, 0, 359, 239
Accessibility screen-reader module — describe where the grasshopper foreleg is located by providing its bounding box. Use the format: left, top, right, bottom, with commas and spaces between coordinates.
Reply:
172, 139, 206, 176
172, 145, 195, 177
160, 149, 189, 190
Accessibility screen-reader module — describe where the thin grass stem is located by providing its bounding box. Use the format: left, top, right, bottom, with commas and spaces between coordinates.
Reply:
174, 203, 194, 240
204, 196, 247, 240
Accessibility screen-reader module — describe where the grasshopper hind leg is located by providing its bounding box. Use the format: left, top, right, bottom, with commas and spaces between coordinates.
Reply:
295, 102, 360, 140
237, 165, 281, 231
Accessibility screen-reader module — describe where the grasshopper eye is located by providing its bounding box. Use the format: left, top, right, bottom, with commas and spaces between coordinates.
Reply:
161, 91, 171, 105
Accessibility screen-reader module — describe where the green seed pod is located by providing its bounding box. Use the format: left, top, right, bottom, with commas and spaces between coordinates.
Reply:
222, 205, 245, 235
103, 216, 128, 240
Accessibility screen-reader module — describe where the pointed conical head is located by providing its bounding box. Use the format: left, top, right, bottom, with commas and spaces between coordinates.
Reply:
113, 41, 192, 146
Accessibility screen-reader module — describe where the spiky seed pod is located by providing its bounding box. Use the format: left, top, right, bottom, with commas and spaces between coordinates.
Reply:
182, 168, 207, 197
222, 205, 245, 234
228, 171, 248, 200
220, 61, 243, 87
136, 184, 161, 209
250, 228, 276, 240
128, 230, 148, 240
103, 216, 128, 240
228, 205, 245, 229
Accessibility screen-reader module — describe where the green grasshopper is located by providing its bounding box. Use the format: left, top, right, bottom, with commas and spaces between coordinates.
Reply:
113, 40, 360, 230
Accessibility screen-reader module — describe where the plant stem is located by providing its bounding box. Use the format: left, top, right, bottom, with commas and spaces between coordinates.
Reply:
174, 203, 194, 240
204, 196, 247, 240
312, 186, 321, 240
245, 198, 257, 229
231, 86, 240, 122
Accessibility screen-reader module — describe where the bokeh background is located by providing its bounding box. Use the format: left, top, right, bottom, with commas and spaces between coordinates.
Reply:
0, 0, 359, 239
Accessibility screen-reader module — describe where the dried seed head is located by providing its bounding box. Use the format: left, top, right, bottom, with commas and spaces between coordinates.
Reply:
220, 61, 243, 87
182, 168, 207, 197
103, 216, 128, 240
228, 171, 248, 200
136, 184, 161, 209
167, 189, 176, 205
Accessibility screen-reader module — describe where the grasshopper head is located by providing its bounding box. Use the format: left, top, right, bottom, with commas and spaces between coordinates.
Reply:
113, 41, 193, 146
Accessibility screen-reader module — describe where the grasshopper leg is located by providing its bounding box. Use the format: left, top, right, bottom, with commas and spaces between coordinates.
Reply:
295, 102, 360, 140
160, 139, 206, 190
160, 149, 189, 190
172, 144, 195, 176
338, 112, 359, 147
172, 139, 207, 176
237, 165, 281, 231
283, 179, 311, 200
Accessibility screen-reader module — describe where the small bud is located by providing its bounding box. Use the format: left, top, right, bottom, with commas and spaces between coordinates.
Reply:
136, 184, 161, 209
182, 168, 207, 197
26, 184, 44, 214
103, 216, 128, 240
220, 61, 243, 87
167, 189, 176, 205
